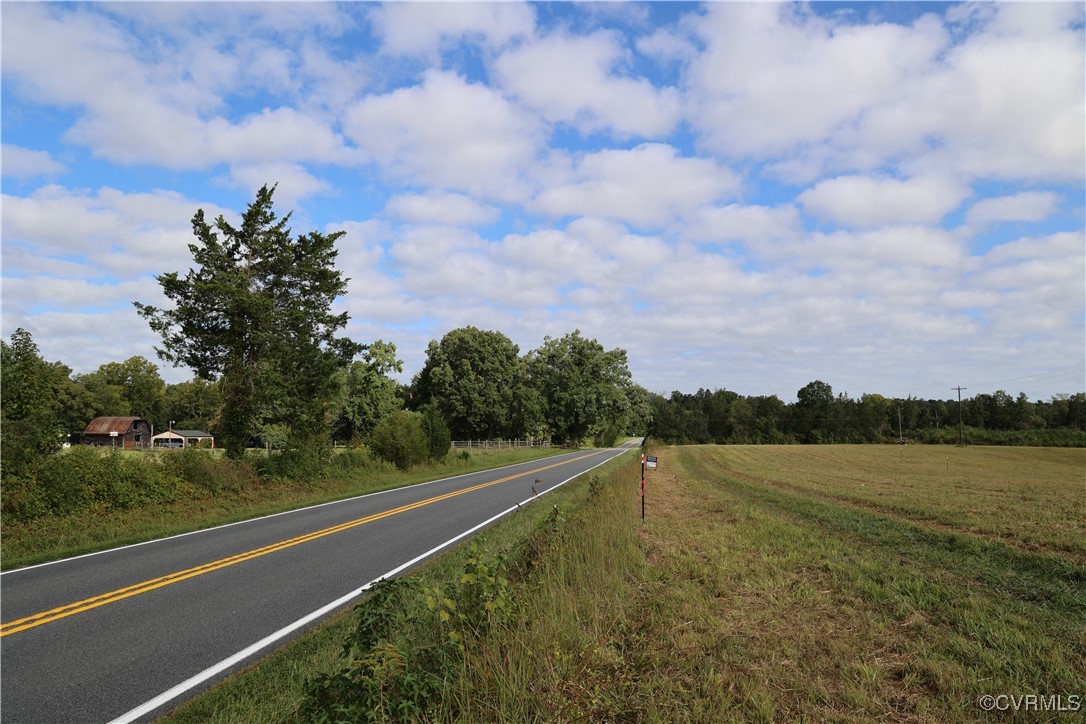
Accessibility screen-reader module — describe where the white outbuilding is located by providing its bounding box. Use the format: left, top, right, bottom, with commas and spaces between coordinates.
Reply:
152, 430, 215, 449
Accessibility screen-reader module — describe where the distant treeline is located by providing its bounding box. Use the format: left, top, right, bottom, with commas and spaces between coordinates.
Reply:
648, 381, 1086, 447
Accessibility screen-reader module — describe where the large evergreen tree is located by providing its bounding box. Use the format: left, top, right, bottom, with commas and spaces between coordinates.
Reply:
135, 185, 362, 458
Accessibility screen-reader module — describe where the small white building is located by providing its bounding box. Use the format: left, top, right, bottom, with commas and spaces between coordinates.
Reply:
152, 429, 215, 449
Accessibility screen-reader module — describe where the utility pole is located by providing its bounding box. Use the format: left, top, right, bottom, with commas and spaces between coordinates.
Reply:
952, 387, 967, 446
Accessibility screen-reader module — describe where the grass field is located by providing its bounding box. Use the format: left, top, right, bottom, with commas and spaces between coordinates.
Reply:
164, 444, 1085, 721
631, 445, 1085, 720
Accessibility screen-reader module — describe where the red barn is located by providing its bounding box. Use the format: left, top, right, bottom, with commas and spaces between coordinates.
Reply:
83, 417, 152, 449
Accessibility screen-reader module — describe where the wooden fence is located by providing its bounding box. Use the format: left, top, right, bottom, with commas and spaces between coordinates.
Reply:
450, 439, 551, 450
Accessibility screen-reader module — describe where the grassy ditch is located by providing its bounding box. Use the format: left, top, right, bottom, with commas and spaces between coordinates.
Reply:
1, 446, 565, 569
164, 444, 1084, 721
162, 448, 642, 723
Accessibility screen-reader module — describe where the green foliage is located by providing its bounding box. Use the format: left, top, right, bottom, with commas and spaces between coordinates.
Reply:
592, 421, 622, 448
76, 356, 166, 427
165, 378, 223, 434
301, 578, 451, 723
368, 410, 428, 470
333, 342, 404, 444
302, 540, 519, 721
162, 447, 260, 495
135, 184, 363, 459
650, 383, 1086, 447
4, 447, 186, 520
528, 330, 632, 445
1, 328, 67, 476
444, 540, 519, 638
420, 406, 451, 461
411, 327, 525, 439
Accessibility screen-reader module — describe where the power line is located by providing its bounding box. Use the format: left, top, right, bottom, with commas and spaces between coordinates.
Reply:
968, 364, 1086, 391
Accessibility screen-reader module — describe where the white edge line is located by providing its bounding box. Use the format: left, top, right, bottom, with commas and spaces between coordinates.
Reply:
1, 449, 589, 576
108, 446, 632, 724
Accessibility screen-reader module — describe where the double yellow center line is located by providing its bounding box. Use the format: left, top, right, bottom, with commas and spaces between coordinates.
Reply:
1, 452, 599, 638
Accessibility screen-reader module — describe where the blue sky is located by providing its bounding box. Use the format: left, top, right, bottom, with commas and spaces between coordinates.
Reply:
2, 1, 1084, 402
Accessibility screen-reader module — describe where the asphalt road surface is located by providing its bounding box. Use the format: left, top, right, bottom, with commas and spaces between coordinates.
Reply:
1, 444, 636, 722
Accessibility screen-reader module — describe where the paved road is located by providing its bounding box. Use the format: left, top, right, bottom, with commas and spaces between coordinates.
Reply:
1, 444, 636, 722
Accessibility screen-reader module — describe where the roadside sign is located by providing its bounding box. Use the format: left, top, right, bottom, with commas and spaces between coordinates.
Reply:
646, 455, 658, 469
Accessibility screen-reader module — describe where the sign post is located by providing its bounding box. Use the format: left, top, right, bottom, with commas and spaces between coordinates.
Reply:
640, 453, 646, 524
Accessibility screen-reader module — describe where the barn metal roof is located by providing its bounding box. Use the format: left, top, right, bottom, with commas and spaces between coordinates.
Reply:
83, 417, 146, 435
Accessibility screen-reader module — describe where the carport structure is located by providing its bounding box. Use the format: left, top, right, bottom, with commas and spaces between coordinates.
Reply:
152, 430, 215, 449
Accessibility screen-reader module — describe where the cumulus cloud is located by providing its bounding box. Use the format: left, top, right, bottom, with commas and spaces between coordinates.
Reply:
371, 2, 534, 57
681, 204, 802, 246
344, 70, 545, 202
798, 175, 971, 228
493, 30, 681, 137
965, 191, 1060, 229
2, 4, 355, 172
222, 163, 330, 208
685, 3, 947, 159
1, 145, 66, 178
1, 185, 226, 276
385, 191, 499, 227
532, 143, 740, 228
2, 3, 1082, 399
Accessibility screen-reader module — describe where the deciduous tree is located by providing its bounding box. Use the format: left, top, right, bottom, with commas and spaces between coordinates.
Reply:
412, 327, 521, 440
528, 330, 631, 445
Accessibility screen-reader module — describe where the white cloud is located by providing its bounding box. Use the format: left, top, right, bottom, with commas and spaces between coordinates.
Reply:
223, 163, 330, 208
385, 191, 499, 227
2, 3, 1083, 401
532, 144, 739, 228
681, 204, 802, 246
800, 226, 965, 272
494, 31, 681, 137
344, 70, 545, 202
860, 4, 1085, 183
686, 4, 947, 159
635, 27, 696, 64
372, 2, 534, 57
965, 192, 1059, 228
799, 175, 970, 228
0, 185, 228, 276
1, 145, 66, 178
1, 4, 355, 172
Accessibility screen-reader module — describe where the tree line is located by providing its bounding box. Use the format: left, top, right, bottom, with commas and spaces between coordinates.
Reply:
648, 380, 1086, 447
0, 325, 646, 471
1, 185, 645, 480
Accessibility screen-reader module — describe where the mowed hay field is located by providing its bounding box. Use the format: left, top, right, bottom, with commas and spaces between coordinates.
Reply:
633, 445, 1085, 721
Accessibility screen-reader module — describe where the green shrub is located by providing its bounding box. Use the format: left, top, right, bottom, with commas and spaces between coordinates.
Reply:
301, 578, 452, 722
420, 407, 451, 461
592, 422, 622, 448
163, 448, 259, 495
22, 448, 185, 516
332, 445, 373, 473
369, 411, 428, 471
